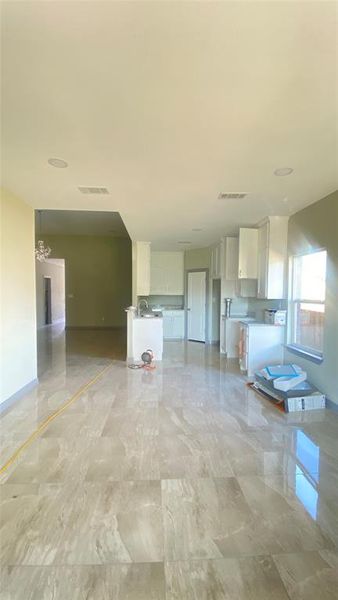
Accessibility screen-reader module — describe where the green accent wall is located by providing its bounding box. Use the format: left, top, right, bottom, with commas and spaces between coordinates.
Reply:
40, 234, 132, 328
184, 247, 211, 271
285, 190, 338, 406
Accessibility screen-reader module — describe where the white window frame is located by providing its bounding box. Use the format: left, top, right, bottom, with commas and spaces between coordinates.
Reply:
287, 248, 326, 361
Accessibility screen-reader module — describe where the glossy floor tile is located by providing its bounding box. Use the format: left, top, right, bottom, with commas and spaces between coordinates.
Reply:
162, 477, 252, 561
1, 326, 338, 599
273, 550, 338, 600
0, 563, 165, 600
53, 480, 164, 565
165, 556, 290, 600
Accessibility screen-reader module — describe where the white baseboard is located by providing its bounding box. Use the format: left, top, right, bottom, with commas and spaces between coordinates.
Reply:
0, 378, 39, 415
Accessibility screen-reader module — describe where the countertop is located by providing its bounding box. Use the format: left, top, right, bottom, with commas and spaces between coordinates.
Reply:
156, 307, 184, 311
221, 315, 255, 320
134, 312, 163, 320
239, 320, 285, 327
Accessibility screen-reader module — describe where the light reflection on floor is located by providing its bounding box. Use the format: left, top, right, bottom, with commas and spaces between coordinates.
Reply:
293, 430, 319, 520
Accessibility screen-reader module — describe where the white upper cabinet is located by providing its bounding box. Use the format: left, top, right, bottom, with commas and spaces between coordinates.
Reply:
221, 236, 239, 280
257, 216, 288, 299
133, 241, 151, 300
211, 244, 221, 279
150, 251, 184, 295
220, 236, 257, 300
257, 222, 268, 297
238, 228, 258, 279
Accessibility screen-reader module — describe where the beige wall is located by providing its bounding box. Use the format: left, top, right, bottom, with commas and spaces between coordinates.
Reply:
40, 234, 132, 327
285, 190, 338, 406
0, 189, 37, 404
35, 259, 65, 328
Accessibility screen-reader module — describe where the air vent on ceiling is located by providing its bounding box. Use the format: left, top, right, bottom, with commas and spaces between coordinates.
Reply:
218, 192, 247, 200
78, 186, 109, 194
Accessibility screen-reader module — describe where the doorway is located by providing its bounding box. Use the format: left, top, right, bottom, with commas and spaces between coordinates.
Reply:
44, 277, 52, 325
187, 270, 207, 342
37, 260, 66, 328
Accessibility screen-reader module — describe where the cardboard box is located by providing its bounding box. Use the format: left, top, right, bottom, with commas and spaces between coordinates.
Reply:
265, 309, 287, 325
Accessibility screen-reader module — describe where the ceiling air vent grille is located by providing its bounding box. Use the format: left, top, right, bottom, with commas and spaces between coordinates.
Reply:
218, 192, 247, 200
78, 186, 109, 194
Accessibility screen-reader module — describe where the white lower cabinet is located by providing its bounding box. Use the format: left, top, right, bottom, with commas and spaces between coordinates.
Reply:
162, 310, 185, 340
239, 322, 285, 377
220, 317, 255, 357
163, 314, 174, 339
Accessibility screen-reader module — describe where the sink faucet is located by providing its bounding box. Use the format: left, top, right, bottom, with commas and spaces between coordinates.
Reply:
137, 298, 148, 315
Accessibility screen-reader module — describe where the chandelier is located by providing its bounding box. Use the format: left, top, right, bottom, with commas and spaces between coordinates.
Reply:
35, 239, 51, 262
35, 211, 51, 262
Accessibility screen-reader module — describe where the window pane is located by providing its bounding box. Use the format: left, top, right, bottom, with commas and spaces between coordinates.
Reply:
293, 250, 327, 301
294, 302, 324, 353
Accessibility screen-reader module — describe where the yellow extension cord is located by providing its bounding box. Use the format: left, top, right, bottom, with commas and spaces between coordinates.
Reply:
0, 363, 113, 476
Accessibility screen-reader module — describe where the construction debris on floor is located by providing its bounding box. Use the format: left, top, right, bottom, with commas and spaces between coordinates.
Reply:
252, 363, 326, 412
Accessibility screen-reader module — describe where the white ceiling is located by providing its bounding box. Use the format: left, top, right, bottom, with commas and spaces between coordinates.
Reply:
1, 1, 337, 250
35, 210, 129, 237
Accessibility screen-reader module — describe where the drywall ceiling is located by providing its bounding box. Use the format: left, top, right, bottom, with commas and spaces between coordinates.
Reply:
1, 1, 337, 250
35, 210, 129, 238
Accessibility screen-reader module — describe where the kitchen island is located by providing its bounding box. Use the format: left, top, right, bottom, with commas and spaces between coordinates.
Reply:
126, 308, 163, 363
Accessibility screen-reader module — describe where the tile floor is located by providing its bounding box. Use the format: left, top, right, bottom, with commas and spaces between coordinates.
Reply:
1, 326, 338, 599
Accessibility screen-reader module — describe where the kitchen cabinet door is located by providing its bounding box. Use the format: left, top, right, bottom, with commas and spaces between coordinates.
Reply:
150, 253, 166, 293
266, 217, 288, 299
225, 237, 238, 280
133, 241, 151, 298
221, 318, 244, 358
257, 222, 269, 298
238, 324, 248, 372
226, 320, 241, 358
220, 237, 238, 281
256, 217, 288, 299
163, 314, 173, 338
220, 315, 226, 354
172, 312, 184, 339
163, 311, 184, 339
238, 228, 258, 279
150, 252, 184, 294
211, 244, 221, 279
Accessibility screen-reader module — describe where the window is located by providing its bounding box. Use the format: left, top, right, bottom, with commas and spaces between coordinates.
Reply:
289, 249, 327, 358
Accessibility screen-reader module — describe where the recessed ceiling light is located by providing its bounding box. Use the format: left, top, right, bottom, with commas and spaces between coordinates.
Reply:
48, 158, 68, 168
192, 228, 203, 232
178, 241, 192, 244
274, 167, 293, 176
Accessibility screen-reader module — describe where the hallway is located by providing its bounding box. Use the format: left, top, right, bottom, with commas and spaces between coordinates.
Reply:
1, 328, 338, 599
